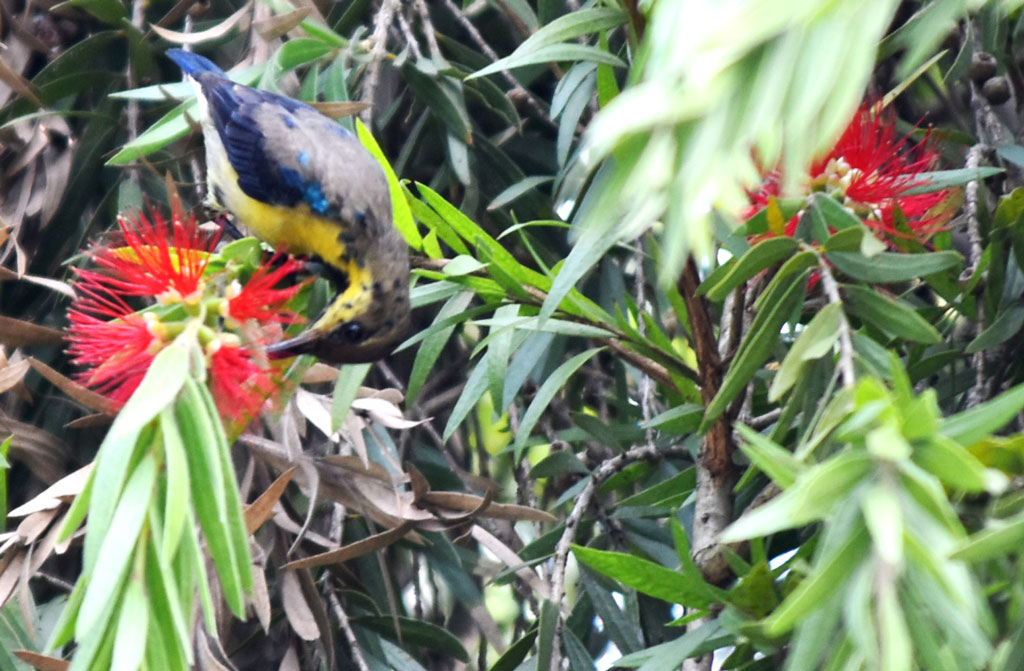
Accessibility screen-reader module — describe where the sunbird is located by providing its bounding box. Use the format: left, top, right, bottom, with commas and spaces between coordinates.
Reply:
166, 49, 410, 364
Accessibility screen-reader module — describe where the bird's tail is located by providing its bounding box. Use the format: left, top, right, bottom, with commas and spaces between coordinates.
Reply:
166, 49, 227, 78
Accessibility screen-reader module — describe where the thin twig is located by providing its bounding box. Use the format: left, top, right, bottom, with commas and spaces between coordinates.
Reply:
413, 0, 442, 60
362, 0, 401, 126
328, 591, 372, 671
816, 255, 856, 389
548, 444, 690, 671
961, 144, 987, 407
439, 0, 558, 130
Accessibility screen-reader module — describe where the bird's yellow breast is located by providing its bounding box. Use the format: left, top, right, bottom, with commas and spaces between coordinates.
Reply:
208, 152, 374, 329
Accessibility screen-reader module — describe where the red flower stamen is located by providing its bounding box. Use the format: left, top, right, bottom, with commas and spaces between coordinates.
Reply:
223, 256, 308, 327
747, 104, 954, 241
208, 341, 278, 421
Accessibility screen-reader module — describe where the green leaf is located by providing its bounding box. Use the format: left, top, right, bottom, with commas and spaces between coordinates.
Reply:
809, 193, 864, 232
860, 484, 903, 565
901, 166, 1005, 194
614, 621, 729, 669
939, 383, 1024, 446
531, 451, 590, 478
951, 511, 1024, 561
513, 348, 602, 460
764, 525, 869, 636
349, 615, 470, 662
704, 237, 797, 301
769, 302, 842, 401
357, 119, 422, 250
734, 424, 805, 489
443, 354, 489, 441
176, 379, 246, 617
469, 8, 627, 79
106, 100, 198, 165
915, 436, 1004, 493
83, 344, 188, 571
536, 599, 559, 671
77, 454, 157, 642
722, 452, 873, 541
641, 404, 702, 435
407, 291, 474, 404
331, 363, 371, 431
826, 250, 962, 283
702, 270, 808, 429
842, 284, 941, 343
52, 0, 126, 23
966, 305, 1024, 353
159, 407, 189, 564
573, 545, 715, 608
110, 575, 148, 671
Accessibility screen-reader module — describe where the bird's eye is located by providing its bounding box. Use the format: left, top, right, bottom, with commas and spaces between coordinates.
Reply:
342, 321, 366, 343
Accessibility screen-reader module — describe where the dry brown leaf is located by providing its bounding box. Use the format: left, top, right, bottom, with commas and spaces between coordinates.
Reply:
28, 357, 116, 414
423, 491, 556, 523
470, 525, 550, 600
301, 362, 338, 385
244, 466, 296, 533
271, 512, 338, 550
9, 465, 92, 518
15, 510, 57, 545
196, 629, 237, 671
13, 651, 68, 671
310, 101, 373, 119
151, 2, 252, 44
64, 413, 112, 430
0, 410, 69, 483
17, 273, 75, 298
250, 565, 272, 632
254, 7, 311, 41
277, 646, 300, 671
280, 569, 320, 641
281, 521, 414, 570
0, 550, 24, 608
0, 359, 30, 394
0, 318, 64, 348
351, 397, 425, 429
408, 463, 429, 504
295, 388, 332, 437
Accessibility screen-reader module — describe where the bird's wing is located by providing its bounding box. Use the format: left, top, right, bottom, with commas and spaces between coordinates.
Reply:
197, 75, 386, 225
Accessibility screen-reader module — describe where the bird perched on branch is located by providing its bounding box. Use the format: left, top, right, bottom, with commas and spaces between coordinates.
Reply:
166, 49, 409, 364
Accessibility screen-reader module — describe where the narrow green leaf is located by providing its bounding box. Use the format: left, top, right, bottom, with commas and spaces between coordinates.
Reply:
939, 383, 1024, 446
966, 305, 1024, 353
951, 511, 1024, 561
723, 452, 873, 541
407, 291, 474, 403
159, 407, 189, 564
51, 0, 126, 24
349, 615, 470, 662
914, 436, 1002, 493
843, 284, 941, 343
703, 270, 808, 429
826, 250, 962, 283
705, 237, 798, 301
84, 344, 187, 570
536, 599, 559, 671
357, 120, 422, 249
331, 363, 371, 431
572, 545, 714, 607
110, 576, 148, 671
901, 167, 1004, 194
640, 404, 702, 435
769, 302, 842, 401
861, 484, 903, 565
734, 424, 805, 489
107, 100, 198, 165
764, 525, 869, 635
443, 353, 489, 441
176, 379, 245, 617
580, 571, 641, 654
513, 348, 602, 460
77, 454, 157, 641
468, 8, 627, 79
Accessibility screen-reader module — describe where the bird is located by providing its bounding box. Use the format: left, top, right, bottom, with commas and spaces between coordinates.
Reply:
165, 48, 409, 364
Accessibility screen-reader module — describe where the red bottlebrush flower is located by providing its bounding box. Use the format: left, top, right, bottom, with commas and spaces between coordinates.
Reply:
747, 104, 953, 241
223, 257, 308, 328
208, 341, 278, 421
91, 208, 219, 304
66, 288, 164, 404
